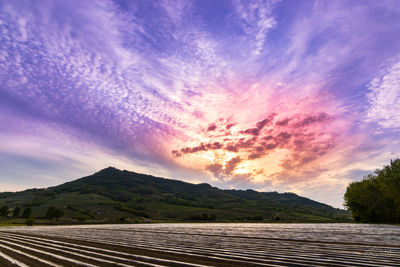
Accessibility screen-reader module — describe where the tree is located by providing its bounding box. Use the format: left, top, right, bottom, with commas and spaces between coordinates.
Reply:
25, 218, 35, 226
21, 207, 32, 218
344, 159, 400, 223
13, 206, 21, 217
0, 206, 9, 217
46, 206, 64, 220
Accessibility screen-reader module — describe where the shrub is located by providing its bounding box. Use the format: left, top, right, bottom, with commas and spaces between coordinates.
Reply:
21, 207, 32, 218
13, 206, 21, 217
0, 206, 9, 217
45, 206, 64, 220
25, 218, 35, 226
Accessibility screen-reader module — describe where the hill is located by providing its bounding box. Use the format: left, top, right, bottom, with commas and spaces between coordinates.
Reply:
0, 167, 349, 224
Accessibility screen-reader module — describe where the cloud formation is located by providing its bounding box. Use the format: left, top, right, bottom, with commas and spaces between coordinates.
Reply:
366, 60, 400, 130
1, 0, 400, 207
172, 112, 336, 182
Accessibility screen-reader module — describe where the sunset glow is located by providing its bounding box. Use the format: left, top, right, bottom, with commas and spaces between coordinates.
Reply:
1, 0, 400, 207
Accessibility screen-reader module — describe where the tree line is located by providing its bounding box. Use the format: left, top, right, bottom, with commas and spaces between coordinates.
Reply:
0, 206, 64, 220
0, 206, 31, 218
344, 159, 400, 223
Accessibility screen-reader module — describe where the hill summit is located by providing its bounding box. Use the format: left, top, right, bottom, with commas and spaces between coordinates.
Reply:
0, 167, 349, 223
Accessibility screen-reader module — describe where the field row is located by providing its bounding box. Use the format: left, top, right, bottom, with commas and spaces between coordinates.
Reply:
0, 225, 399, 266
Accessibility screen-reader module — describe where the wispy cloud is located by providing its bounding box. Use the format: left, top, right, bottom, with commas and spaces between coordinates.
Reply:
234, 0, 278, 56
366, 59, 400, 130
1, 0, 400, 207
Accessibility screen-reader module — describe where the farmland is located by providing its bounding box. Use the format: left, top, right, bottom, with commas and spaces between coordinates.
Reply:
0, 223, 399, 266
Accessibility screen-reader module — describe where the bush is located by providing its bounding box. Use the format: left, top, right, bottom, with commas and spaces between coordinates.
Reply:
21, 207, 32, 218
45, 206, 64, 220
0, 206, 9, 217
13, 206, 21, 217
25, 218, 35, 226
186, 213, 217, 221
74, 216, 87, 222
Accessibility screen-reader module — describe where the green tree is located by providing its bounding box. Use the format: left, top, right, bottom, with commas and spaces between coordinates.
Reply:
13, 206, 21, 217
46, 206, 64, 220
0, 206, 9, 217
21, 207, 32, 218
25, 218, 35, 226
344, 159, 400, 223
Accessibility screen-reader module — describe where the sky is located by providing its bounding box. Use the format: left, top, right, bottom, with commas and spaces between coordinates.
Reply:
1, 0, 400, 208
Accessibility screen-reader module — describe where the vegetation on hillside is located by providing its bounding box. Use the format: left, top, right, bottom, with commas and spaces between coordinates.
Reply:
0, 167, 349, 224
344, 159, 400, 223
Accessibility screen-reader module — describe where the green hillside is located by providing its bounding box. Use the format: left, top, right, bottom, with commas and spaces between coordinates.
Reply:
0, 167, 349, 224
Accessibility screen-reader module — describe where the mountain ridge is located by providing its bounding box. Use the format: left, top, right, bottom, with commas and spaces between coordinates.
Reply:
0, 167, 349, 223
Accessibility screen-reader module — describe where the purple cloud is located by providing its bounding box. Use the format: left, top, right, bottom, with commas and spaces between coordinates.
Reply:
1, 0, 400, 208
